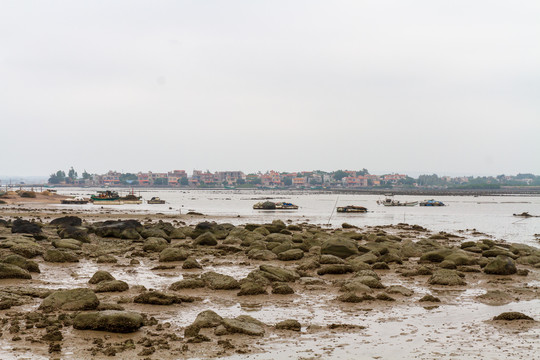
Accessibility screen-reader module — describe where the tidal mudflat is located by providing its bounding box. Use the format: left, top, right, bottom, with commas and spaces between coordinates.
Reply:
0, 208, 539, 359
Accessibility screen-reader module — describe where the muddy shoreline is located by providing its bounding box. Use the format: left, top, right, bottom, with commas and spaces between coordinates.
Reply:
0, 208, 539, 359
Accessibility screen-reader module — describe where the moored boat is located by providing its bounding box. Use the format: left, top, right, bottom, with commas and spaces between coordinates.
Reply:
337, 205, 367, 213
61, 196, 89, 205
420, 199, 445, 206
148, 197, 166, 204
253, 201, 299, 210
91, 190, 120, 203
377, 194, 417, 207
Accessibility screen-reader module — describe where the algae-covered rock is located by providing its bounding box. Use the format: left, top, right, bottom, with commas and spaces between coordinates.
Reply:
201, 272, 239, 290
0, 263, 32, 279
40, 288, 99, 312
50, 216, 82, 228
89, 270, 115, 284
237, 281, 267, 296
386, 285, 413, 297
353, 275, 384, 289
193, 310, 223, 328
182, 257, 202, 269
11, 219, 42, 235
321, 238, 359, 259
120, 228, 141, 240
134, 291, 182, 305
140, 227, 170, 241
52, 238, 82, 250
95, 280, 129, 293
493, 312, 534, 321
1, 254, 40, 273
317, 264, 354, 275
340, 279, 372, 293
194, 232, 218, 246
159, 247, 189, 262
277, 249, 304, 261
419, 294, 441, 302
483, 256, 517, 275
143, 237, 169, 252
58, 226, 90, 243
97, 254, 117, 263
428, 269, 466, 286
170, 278, 206, 290
272, 283, 294, 294
247, 249, 277, 261
43, 249, 79, 263
73, 311, 144, 333
222, 318, 265, 336
259, 265, 300, 282
320, 254, 345, 264
275, 319, 301, 331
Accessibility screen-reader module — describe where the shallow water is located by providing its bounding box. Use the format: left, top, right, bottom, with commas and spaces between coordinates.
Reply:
56, 188, 540, 246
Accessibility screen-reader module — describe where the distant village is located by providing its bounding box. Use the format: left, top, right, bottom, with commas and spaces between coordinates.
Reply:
41, 168, 540, 190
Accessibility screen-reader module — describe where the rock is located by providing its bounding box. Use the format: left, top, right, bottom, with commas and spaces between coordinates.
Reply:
271, 242, 293, 255
193, 310, 223, 328
376, 293, 395, 301
134, 291, 182, 305
321, 238, 359, 259
52, 238, 82, 250
419, 294, 441, 302
73, 311, 144, 333
182, 257, 202, 269
476, 290, 513, 305
140, 227, 170, 241
50, 216, 82, 228
94, 220, 142, 239
493, 312, 534, 321
277, 249, 304, 261
272, 283, 294, 294
201, 272, 240, 290
337, 292, 364, 303
386, 285, 413, 297
194, 232, 218, 246
39, 288, 99, 312
97, 254, 117, 263
444, 252, 477, 266
120, 228, 141, 240
347, 258, 372, 271
142, 237, 168, 252
439, 260, 457, 269
1, 254, 40, 273
170, 278, 205, 290
320, 254, 345, 264
237, 281, 267, 296
222, 318, 264, 336
6, 237, 44, 258
0, 263, 32, 279
483, 256, 517, 275
11, 219, 42, 235
192, 221, 230, 239
259, 265, 300, 282
317, 264, 354, 275
95, 280, 129, 293
372, 262, 390, 270
58, 226, 90, 243
419, 249, 454, 263
341, 279, 372, 293
353, 275, 385, 289
266, 233, 292, 243
351, 252, 378, 265
247, 249, 277, 261
43, 249, 79, 263
159, 247, 189, 262
89, 270, 115, 284
169, 228, 187, 239
275, 319, 301, 331
428, 269, 466, 286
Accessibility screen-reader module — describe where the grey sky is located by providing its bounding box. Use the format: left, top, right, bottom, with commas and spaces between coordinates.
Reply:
1, 1, 539, 177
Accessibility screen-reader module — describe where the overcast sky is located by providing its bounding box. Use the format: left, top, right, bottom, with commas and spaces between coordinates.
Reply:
1, 0, 539, 177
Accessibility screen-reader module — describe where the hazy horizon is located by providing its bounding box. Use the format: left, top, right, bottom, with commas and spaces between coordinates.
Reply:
1, 1, 539, 176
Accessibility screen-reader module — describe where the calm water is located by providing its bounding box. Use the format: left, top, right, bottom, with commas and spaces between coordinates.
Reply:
55, 188, 540, 246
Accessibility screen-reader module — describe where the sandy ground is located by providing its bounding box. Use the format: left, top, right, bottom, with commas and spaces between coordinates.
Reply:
0, 206, 539, 360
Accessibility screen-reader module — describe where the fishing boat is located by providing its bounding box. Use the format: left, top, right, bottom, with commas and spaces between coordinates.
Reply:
253, 201, 299, 210
419, 199, 445, 206
90, 190, 120, 203
337, 205, 367, 213
148, 197, 166, 204
377, 194, 418, 207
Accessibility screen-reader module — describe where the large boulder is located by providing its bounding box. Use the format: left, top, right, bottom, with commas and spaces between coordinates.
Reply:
50, 216, 82, 228
58, 226, 90, 243
201, 272, 239, 290
484, 256, 517, 275
191, 222, 230, 239
321, 238, 359, 259
73, 311, 144, 333
11, 219, 42, 235
159, 247, 189, 262
39, 288, 99, 312
0, 263, 32, 279
192, 310, 223, 328
1, 254, 40, 273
